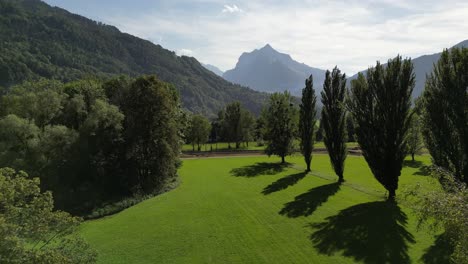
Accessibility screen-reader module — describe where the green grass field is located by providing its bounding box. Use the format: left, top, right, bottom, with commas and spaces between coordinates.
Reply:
81, 154, 441, 264
182, 141, 360, 152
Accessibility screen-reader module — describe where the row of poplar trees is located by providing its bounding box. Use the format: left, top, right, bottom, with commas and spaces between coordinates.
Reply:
270, 47, 467, 201
266, 56, 418, 201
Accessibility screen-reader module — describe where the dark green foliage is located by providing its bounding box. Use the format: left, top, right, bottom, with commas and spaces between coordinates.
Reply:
224, 102, 242, 148
0, 75, 182, 214
316, 120, 324, 142
346, 114, 356, 142
0, 0, 266, 116
321, 67, 347, 181
119, 76, 181, 194
421, 48, 468, 184
299, 75, 317, 171
0, 168, 97, 263
263, 92, 298, 163
347, 56, 415, 200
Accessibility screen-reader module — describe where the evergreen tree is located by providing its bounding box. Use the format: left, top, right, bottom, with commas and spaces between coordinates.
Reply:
321, 67, 347, 182
299, 75, 317, 171
421, 48, 468, 184
348, 56, 415, 200
264, 91, 298, 163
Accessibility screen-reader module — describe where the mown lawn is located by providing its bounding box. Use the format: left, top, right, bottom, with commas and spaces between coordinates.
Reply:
81, 154, 442, 264
182, 141, 360, 152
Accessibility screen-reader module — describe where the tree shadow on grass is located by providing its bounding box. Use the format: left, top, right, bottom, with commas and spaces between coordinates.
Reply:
421, 232, 453, 264
413, 165, 432, 176
262, 172, 308, 195
279, 182, 341, 218
309, 201, 415, 264
403, 160, 424, 168
230, 162, 290, 177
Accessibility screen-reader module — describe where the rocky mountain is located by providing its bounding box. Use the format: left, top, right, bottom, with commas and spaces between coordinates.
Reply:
223, 44, 327, 95
0, 0, 267, 116
349, 39, 468, 98
202, 63, 224, 77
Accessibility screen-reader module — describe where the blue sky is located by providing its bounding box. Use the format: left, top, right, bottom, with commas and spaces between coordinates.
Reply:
43, 0, 468, 75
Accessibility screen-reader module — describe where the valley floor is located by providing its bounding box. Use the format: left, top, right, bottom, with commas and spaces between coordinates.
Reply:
81, 154, 442, 264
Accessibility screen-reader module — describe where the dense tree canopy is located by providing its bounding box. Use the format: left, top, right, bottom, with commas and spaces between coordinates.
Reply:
421, 47, 468, 184
348, 56, 415, 200
0, 75, 182, 214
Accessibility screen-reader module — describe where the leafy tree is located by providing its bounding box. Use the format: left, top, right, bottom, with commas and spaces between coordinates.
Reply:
0, 167, 97, 263
0, 79, 65, 129
264, 91, 298, 163
299, 75, 317, 171
187, 114, 211, 151
321, 67, 347, 182
421, 48, 468, 184
223, 102, 242, 148
346, 114, 356, 142
347, 56, 415, 200
122, 75, 181, 194
240, 109, 255, 147
408, 167, 468, 264
406, 113, 424, 161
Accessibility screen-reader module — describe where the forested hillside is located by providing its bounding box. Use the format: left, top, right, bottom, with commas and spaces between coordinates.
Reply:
0, 0, 267, 116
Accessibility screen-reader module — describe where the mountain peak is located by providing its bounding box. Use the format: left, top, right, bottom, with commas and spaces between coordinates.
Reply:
261, 43, 273, 50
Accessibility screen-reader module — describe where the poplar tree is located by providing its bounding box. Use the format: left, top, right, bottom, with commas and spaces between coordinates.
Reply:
299, 75, 317, 171
321, 67, 347, 182
348, 56, 415, 200
422, 48, 468, 184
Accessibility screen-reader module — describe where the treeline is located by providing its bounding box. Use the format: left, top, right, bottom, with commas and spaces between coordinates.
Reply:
0, 75, 182, 214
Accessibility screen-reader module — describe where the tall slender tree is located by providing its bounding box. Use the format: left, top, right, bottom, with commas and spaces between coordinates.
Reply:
421, 48, 468, 184
347, 56, 415, 200
299, 75, 317, 171
321, 67, 347, 182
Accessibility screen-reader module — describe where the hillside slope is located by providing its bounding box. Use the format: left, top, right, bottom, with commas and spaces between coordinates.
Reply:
0, 0, 267, 115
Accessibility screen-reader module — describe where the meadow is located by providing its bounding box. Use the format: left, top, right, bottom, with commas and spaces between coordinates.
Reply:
80, 154, 443, 264
182, 141, 360, 152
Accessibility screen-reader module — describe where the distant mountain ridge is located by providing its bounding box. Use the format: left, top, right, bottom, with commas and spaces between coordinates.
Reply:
349, 39, 468, 98
0, 0, 267, 116
202, 63, 224, 76
223, 44, 327, 95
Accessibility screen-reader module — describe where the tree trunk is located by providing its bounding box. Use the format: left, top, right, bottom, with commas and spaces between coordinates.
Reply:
306, 163, 311, 172
192, 144, 195, 151
388, 188, 396, 201
338, 174, 344, 183
281, 155, 285, 164
411, 153, 415, 162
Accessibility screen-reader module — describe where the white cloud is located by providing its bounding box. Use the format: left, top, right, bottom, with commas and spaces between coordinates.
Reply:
177, 49, 194, 56
222, 4, 243, 13
102, 0, 468, 75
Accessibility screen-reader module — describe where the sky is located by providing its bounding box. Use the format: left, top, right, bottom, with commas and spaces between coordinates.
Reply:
43, 0, 468, 75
